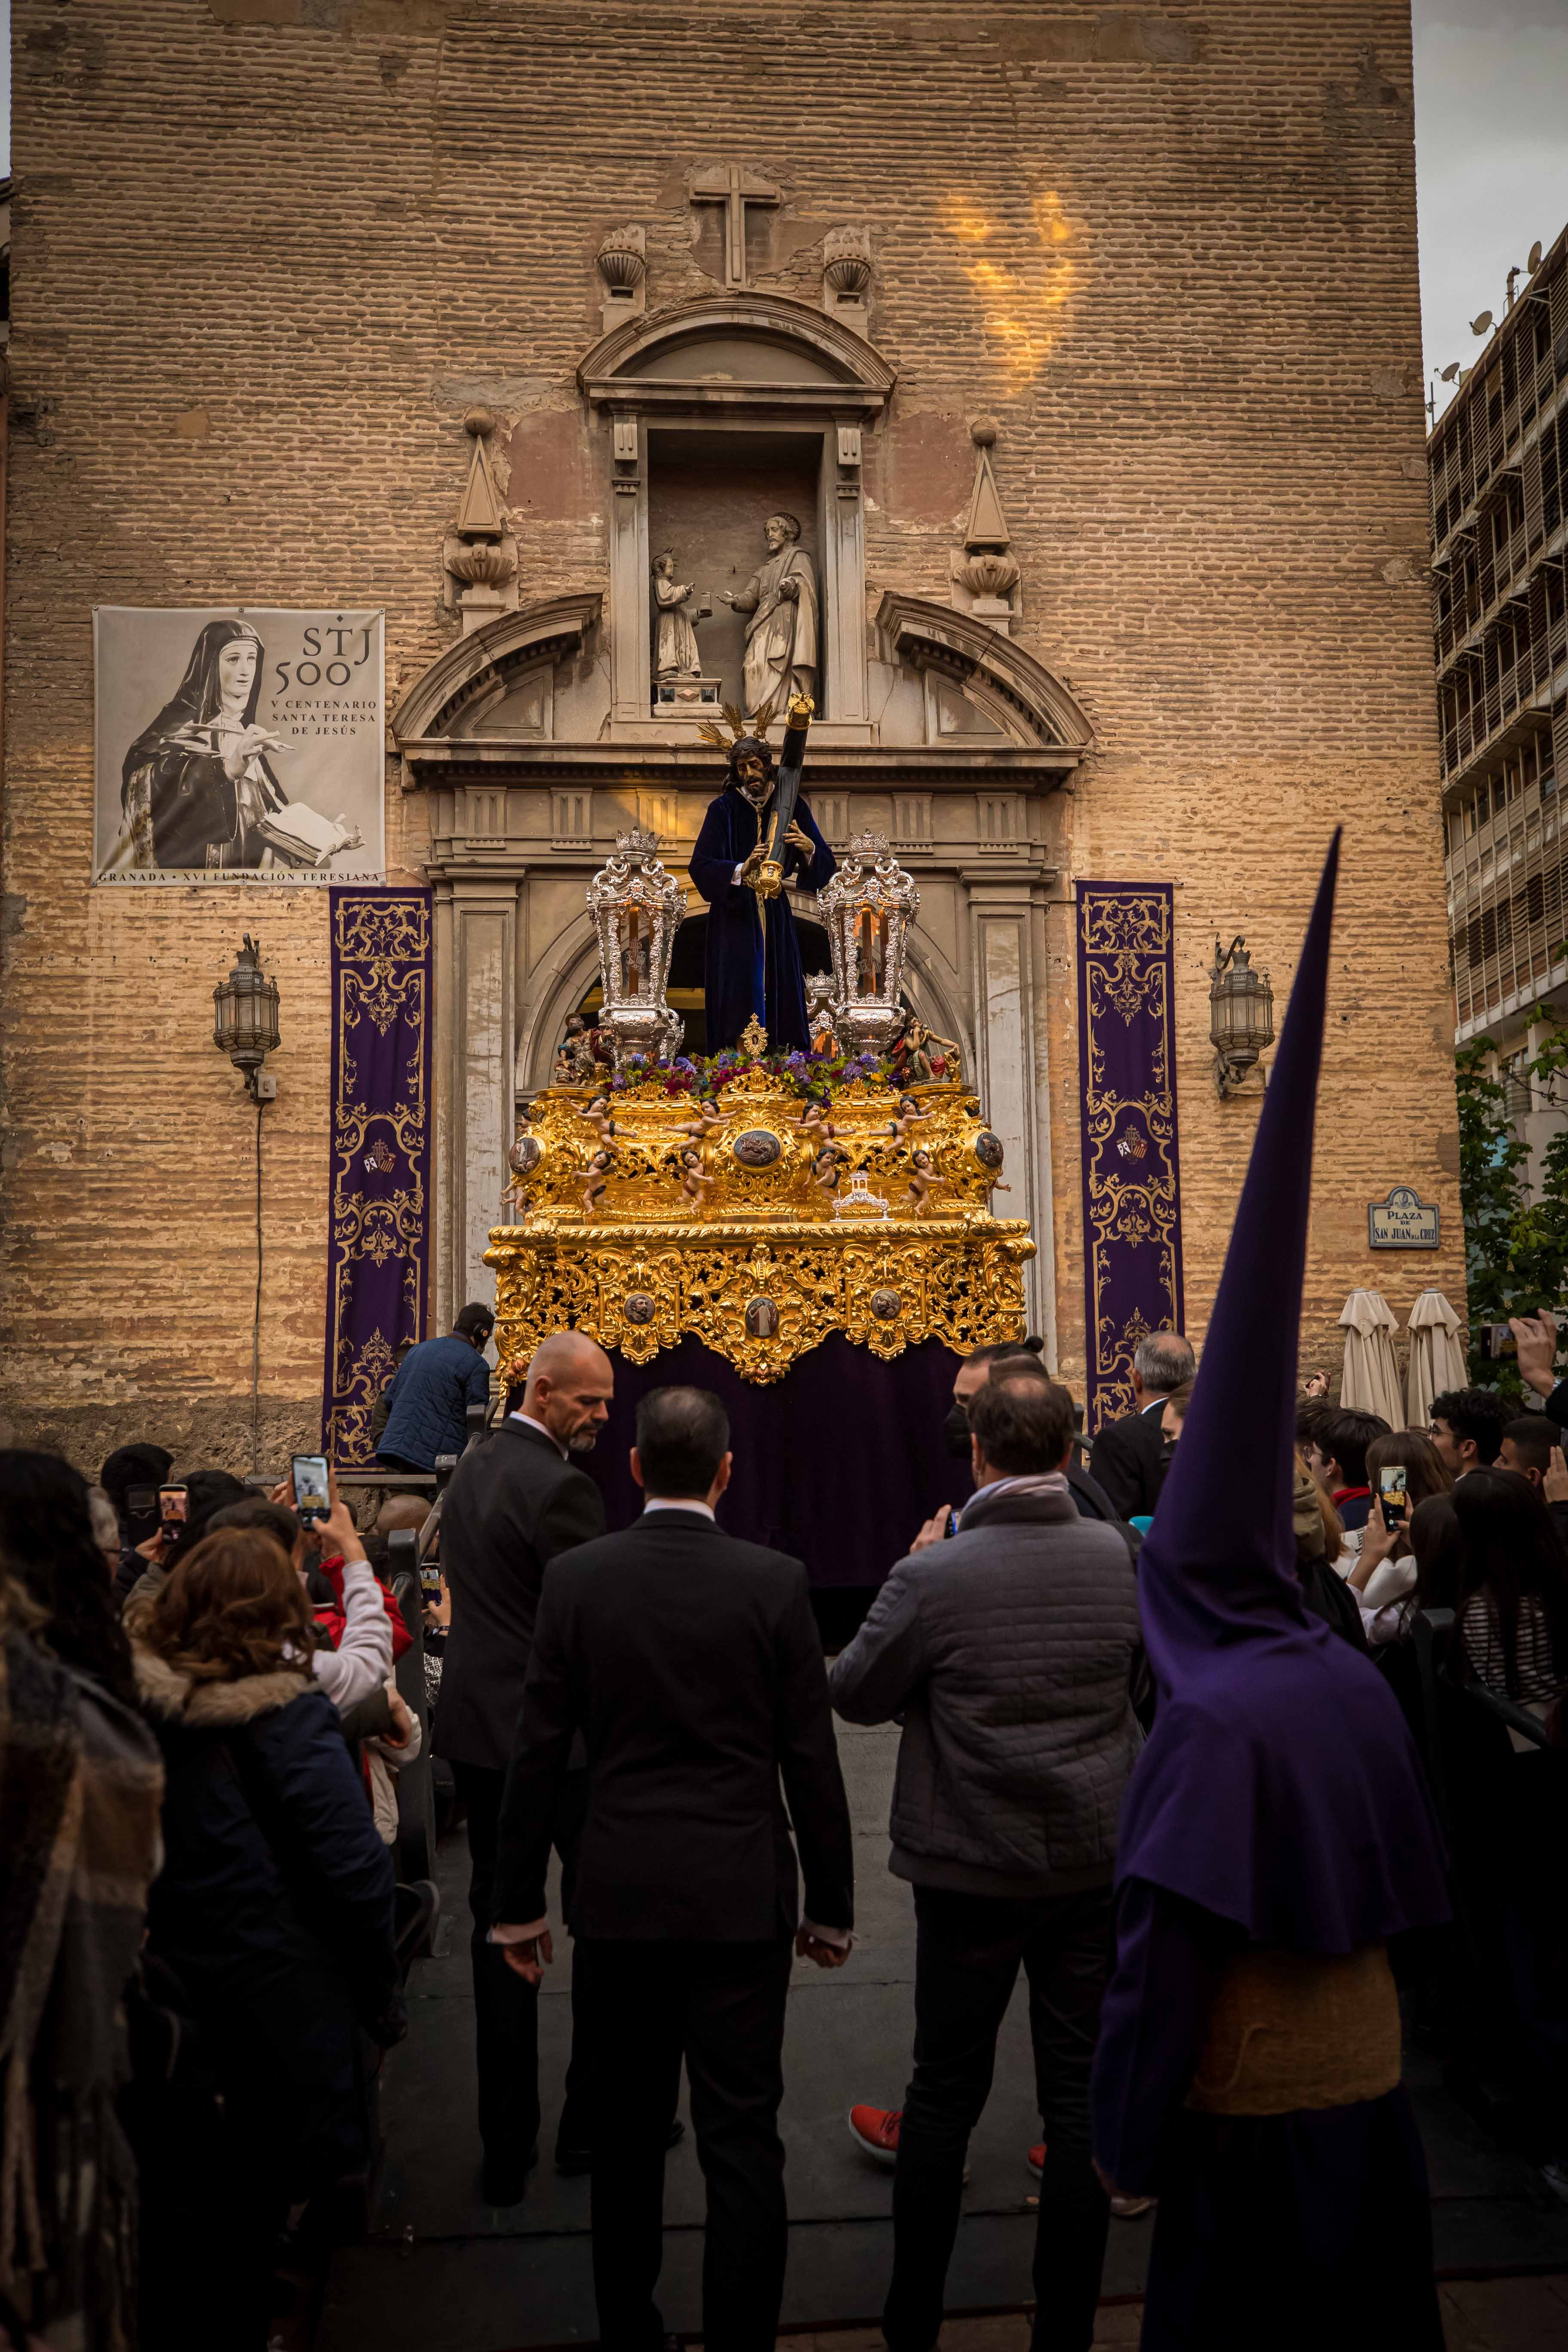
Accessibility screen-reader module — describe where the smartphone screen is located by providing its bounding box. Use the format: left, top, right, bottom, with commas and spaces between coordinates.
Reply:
126, 1483, 161, 1544
157, 1484, 188, 1543
1378, 1465, 1409, 1528
291, 1455, 331, 1523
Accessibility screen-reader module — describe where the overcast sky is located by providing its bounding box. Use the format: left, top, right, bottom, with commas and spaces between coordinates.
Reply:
0, 5, 1558, 419
1414, 0, 1568, 419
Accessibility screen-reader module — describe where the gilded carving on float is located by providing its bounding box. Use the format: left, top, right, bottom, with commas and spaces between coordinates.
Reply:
485, 1063, 1032, 1383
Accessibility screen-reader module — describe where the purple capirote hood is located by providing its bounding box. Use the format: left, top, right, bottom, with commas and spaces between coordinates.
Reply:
1115, 832, 1451, 1951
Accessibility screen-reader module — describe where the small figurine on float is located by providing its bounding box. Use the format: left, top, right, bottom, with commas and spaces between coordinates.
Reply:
554, 1012, 600, 1086
678, 1146, 718, 1207
905, 1148, 950, 1215
581, 1148, 614, 1219
576, 1096, 619, 1143
886, 1093, 930, 1142
892, 1012, 962, 1086
811, 1141, 850, 1195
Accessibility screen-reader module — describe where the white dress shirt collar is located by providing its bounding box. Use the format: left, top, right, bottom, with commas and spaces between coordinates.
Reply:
642, 1497, 715, 1521
510, 1409, 567, 1461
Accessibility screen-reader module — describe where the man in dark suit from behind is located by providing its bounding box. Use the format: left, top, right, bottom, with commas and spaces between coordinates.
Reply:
434, 1328, 613, 2204
491, 1386, 856, 2352
1086, 1329, 1195, 1522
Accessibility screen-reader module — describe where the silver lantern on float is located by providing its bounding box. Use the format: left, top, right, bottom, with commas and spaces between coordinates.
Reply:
818, 830, 920, 1058
586, 828, 686, 1069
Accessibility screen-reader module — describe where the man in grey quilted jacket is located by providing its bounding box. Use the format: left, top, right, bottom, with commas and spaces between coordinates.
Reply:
829, 1375, 1143, 2352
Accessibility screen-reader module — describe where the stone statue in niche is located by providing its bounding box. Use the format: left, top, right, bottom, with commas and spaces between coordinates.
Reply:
721, 512, 818, 719
650, 550, 704, 680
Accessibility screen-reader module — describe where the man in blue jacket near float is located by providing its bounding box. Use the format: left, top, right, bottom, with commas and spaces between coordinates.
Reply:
374, 1301, 494, 1472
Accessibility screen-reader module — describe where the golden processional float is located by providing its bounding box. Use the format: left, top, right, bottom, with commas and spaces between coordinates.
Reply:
487, 805, 1035, 1389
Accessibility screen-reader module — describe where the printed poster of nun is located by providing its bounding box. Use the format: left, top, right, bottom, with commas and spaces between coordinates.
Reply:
94, 607, 386, 884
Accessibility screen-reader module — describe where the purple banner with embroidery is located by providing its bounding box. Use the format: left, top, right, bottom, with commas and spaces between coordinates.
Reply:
1075, 882, 1184, 1436
322, 888, 432, 1464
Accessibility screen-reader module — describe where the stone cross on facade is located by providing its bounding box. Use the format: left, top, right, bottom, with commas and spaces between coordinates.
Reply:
689, 164, 780, 287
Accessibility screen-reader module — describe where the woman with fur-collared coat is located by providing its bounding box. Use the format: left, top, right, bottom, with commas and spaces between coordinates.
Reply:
132, 1524, 401, 2351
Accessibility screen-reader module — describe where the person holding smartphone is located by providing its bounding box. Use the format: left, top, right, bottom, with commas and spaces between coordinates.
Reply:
1348, 1431, 1455, 1634
252, 1470, 396, 1717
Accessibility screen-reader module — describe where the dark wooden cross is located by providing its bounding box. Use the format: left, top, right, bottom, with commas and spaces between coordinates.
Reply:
689, 164, 780, 288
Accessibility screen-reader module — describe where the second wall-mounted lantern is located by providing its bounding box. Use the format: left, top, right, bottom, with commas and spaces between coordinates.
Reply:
213, 935, 282, 1102
1209, 934, 1274, 1099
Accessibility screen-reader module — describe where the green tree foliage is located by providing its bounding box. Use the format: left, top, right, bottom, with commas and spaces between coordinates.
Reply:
1455, 1021, 1568, 1394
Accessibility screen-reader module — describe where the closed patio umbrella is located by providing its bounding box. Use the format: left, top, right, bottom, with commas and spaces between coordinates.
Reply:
1338, 1289, 1405, 1429
1406, 1289, 1467, 1430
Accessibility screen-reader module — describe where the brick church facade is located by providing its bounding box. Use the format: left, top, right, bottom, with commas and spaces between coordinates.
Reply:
0, 0, 1464, 1466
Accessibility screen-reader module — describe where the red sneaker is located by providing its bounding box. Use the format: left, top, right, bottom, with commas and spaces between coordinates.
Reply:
848, 2104, 902, 2165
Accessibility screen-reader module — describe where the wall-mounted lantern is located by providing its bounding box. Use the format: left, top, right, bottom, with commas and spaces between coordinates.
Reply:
1209, 934, 1274, 1099
213, 935, 281, 1102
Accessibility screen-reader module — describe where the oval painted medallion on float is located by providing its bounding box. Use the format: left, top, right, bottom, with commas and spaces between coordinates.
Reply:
869, 1288, 901, 1321
975, 1131, 1004, 1169
623, 1292, 657, 1326
509, 1135, 542, 1176
732, 1129, 783, 1169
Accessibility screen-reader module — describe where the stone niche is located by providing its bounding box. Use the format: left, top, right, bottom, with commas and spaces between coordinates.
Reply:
646, 427, 822, 716
579, 292, 896, 741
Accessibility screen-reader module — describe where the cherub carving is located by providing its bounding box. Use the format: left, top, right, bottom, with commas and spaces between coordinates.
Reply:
790, 1099, 838, 1143
905, 1148, 950, 1215
676, 1102, 726, 1142
581, 1148, 613, 1218
811, 1141, 849, 1194
886, 1093, 930, 1142
577, 1096, 619, 1143
678, 1146, 718, 1206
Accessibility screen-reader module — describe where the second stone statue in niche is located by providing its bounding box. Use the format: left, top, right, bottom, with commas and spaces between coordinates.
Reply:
650, 550, 704, 679
722, 511, 818, 719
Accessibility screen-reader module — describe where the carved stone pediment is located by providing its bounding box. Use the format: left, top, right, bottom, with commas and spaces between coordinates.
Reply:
392, 595, 602, 743
579, 290, 896, 417
876, 593, 1093, 751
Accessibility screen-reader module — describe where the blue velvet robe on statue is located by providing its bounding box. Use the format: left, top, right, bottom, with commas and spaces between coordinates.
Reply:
689, 786, 836, 1053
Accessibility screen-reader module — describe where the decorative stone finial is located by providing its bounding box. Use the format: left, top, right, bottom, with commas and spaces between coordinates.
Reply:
446, 407, 518, 632
822, 227, 873, 329
950, 425, 1018, 633
596, 226, 647, 332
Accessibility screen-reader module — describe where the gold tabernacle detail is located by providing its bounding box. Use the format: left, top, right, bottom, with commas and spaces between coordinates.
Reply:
487, 1064, 1034, 1383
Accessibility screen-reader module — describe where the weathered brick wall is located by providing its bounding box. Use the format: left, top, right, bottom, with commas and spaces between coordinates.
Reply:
0, 0, 1461, 1469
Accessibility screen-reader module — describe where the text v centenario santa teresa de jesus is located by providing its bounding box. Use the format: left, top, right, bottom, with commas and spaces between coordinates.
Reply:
0, 1, 1463, 1464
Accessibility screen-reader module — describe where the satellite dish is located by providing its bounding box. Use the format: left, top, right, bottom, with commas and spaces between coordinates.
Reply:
1529, 240, 1543, 272
1470, 310, 1493, 336
1440, 362, 1460, 382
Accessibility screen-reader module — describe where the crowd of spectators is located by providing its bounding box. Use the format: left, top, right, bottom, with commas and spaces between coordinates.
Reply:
3, 1288, 1566, 2350
0, 1433, 435, 2352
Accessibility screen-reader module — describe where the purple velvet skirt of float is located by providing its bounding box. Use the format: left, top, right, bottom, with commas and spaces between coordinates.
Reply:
581, 1334, 968, 1587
